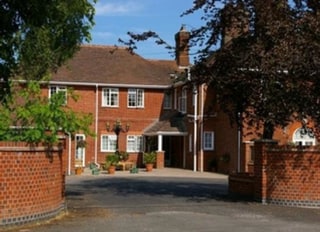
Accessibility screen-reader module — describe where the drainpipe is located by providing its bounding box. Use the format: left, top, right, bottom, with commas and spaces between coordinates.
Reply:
200, 84, 204, 172
188, 67, 198, 172
66, 132, 72, 175
95, 84, 99, 164
237, 112, 241, 172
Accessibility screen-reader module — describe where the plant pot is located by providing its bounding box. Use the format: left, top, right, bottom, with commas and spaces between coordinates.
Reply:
108, 165, 116, 174
145, 163, 154, 172
75, 167, 83, 175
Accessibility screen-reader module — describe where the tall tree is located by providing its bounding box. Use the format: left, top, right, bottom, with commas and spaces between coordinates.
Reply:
0, 0, 96, 98
189, 0, 320, 139
0, 0, 96, 143
123, 0, 320, 139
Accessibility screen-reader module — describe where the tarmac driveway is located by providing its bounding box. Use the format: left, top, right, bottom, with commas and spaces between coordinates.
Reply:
13, 168, 320, 232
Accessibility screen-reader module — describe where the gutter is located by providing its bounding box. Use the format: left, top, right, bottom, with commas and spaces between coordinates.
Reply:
47, 81, 171, 89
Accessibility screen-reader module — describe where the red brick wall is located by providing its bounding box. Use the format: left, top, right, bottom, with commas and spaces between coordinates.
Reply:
42, 85, 168, 169
0, 142, 66, 227
254, 141, 320, 207
230, 140, 320, 208
229, 173, 255, 198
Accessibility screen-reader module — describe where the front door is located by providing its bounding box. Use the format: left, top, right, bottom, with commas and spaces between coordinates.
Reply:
75, 134, 85, 167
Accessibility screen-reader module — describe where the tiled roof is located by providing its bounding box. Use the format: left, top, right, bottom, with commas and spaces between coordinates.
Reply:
143, 110, 187, 135
51, 45, 178, 87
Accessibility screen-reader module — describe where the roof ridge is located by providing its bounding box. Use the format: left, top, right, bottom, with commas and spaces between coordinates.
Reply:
80, 44, 127, 50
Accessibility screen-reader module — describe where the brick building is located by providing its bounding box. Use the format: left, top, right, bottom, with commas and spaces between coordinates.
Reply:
43, 21, 316, 175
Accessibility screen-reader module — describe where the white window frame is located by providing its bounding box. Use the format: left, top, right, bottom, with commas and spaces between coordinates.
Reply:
101, 135, 117, 152
203, 131, 214, 151
178, 87, 187, 113
163, 91, 172, 109
127, 135, 143, 152
75, 134, 86, 167
128, 88, 144, 108
102, 88, 119, 107
49, 86, 67, 105
292, 127, 316, 146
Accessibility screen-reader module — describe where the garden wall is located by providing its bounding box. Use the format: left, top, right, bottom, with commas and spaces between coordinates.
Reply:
0, 141, 67, 228
229, 140, 320, 208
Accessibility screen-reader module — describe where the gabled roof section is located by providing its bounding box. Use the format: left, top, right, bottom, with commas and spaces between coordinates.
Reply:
51, 45, 178, 87
143, 110, 187, 136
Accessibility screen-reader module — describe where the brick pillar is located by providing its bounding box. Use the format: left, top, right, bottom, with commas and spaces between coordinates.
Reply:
156, 151, 165, 169
254, 139, 278, 204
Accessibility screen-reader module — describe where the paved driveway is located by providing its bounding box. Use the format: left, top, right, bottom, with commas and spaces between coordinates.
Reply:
12, 168, 320, 232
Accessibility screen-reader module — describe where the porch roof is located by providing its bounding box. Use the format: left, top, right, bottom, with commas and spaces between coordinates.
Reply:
143, 110, 187, 136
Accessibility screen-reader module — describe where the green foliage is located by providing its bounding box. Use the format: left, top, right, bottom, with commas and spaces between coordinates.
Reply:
143, 151, 157, 164
118, 151, 129, 161
106, 154, 120, 167
0, 81, 94, 144
0, 0, 96, 99
123, 1, 320, 139
188, 1, 320, 139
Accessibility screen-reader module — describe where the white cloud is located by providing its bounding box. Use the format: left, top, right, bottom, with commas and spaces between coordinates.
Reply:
95, 1, 143, 16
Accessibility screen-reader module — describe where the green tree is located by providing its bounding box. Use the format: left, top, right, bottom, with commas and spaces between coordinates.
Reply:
123, 0, 320, 139
0, 0, 96, 143
0, 81, 94, 144
0, 0, 96, 98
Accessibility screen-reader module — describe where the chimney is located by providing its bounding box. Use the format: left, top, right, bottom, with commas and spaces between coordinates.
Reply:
221, 3, 249, 46
175, 25, 190, 67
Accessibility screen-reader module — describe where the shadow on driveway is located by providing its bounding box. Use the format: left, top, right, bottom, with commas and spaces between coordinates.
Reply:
66, 175, 252, 206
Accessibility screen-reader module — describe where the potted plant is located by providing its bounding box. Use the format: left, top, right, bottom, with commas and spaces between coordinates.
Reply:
105, 154, 119, 174
75, 166, 83, 175
118, 151, 129, 161
143, 151, 156, 172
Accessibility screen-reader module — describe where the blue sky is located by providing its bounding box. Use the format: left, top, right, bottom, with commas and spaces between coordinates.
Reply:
89, 0, 203, 60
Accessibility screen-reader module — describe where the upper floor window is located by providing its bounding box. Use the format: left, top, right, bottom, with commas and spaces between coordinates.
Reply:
127, 135, 143, 152
102, 88, 119, 107
178, 88, 187, 113
163, 91, 172, 109
128, 89, 144, 108
101, 135, 117, 152
203, 131, 214, 151
49, 86, 67, 105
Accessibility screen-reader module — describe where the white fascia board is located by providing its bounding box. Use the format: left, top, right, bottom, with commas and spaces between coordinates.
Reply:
47, 81, 171, 89
157, 131, 188, 136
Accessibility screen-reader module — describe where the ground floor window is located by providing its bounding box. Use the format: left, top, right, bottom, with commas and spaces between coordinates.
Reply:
203, 131, 214, 150
127, 135, 143, 152
292, 127, 316, 146
101, 135, 117, 152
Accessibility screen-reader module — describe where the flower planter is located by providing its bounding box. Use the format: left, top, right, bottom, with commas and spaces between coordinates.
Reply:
108, 165, 116, 174
145, 163, 154, 172
75, 167, 83, 175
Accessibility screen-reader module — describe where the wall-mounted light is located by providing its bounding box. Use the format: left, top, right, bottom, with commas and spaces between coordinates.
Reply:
106, 119, 130, 153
